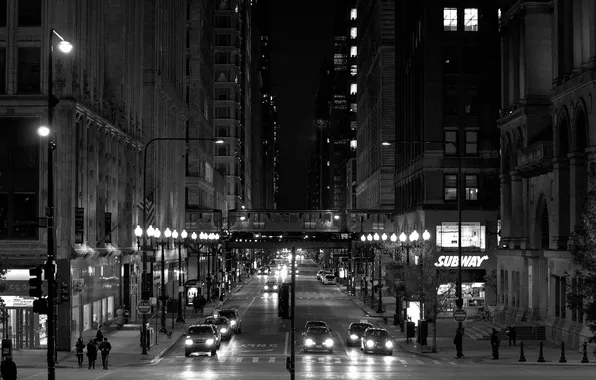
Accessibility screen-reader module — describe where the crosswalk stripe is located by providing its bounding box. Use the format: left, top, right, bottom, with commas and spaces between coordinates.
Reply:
432, 360, 441, 364
252, 357, 259, 363
235, 357, 243, 363
449, 361, 457, 365
335, 358, 341, 363
269, 357, 276, 363
318, 357, 325, 363
163, 355, 459, 366
218, 357, 227, 363
202, 358, 210, 363
399, 359, 407, 365
416, 359, 424, 364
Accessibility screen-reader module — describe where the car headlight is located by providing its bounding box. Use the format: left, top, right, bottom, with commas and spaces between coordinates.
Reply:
366, 340, 375, 348
324, 339, 334, 347
296, 270, 299, 273
305, 339, 315, 347
264, 285, 269, 290
273, 285, 278, 290
230, 320, 237, 326
350, 334, 358, 340
185, 339, 193, 346
205, 339, 214, 346
220, 328, 228, 333
385, 341, 393, 349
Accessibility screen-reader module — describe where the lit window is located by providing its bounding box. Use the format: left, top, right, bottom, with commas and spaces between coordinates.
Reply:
350, 83, 357, 95
350, 65, 357, 76
464, 8, 478, 31
465, 130, 478, 155
350, 46, 357, 57
465, 175, 478, 200
350, 8, 357, 20
350, 140, 357, 150
350, 103, 357, 113
436, 222, 485, 250
498, 9, 501, 20
350, 27, 357, 39
444, 130, 457, 156
444, 174, 458, 201
444, 8, 457, 31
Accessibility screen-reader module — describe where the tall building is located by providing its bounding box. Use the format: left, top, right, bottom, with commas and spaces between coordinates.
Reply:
345, 2, 359, 210
498, 0, 596, 346
355, 0, 395, 210
214, 0, 254, 210
394, 1, 502, 310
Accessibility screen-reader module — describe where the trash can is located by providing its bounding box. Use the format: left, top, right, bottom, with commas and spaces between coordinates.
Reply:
417, 320, 428, 345
406, 322, 416, 339
147, 327, 154, 348
1, 339, 11, 359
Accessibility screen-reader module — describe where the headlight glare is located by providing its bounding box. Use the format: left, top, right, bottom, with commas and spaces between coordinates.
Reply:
366, 340, 375, 348
185, 339, 193, 346
305, 339, 315, 347
221, 328, 228, 333
264, 285, 269, 290
206, 338, 214, 346
350, 334, 358, 340
324, 339, 334, 347
385, 341, 393, 348
273, 285, 278, 290
230, 320, 237, 326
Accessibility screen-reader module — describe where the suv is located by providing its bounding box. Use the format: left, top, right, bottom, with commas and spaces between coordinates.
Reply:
185, 324, 221, 357
218, 308, 242, 334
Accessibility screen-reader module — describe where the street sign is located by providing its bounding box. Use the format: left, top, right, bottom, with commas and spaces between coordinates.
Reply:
453, 308, 467, 322
137, 300, 151, 314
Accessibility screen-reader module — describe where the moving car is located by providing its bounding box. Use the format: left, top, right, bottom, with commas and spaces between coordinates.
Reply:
360, 327, 394, 355
302, 326, 334, 353
257, 267, 270, 275
304, 320, 329, 330
321, 274, 336, 285
316, 270, 329, 281
203, 315, 233, 340
184, 324, 221, 357
218, 308, 242, 334
345, 321, 374, 346
264, 280, 278, 292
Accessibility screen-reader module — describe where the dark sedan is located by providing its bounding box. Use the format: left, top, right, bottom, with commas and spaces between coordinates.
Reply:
302, 326, 334, 353
345, 321, 373, 346
360, 328, 394, 355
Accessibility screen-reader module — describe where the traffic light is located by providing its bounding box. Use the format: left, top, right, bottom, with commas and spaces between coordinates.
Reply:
32, 298, 48, 314
279, 284, 290, 319
28, 266, 43, 298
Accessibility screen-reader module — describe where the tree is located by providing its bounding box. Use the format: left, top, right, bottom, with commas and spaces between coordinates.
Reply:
568, 169, 596, 341
401, 242, 457, 353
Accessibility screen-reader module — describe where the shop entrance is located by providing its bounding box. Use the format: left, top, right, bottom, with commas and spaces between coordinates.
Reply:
0, 308, 45, 349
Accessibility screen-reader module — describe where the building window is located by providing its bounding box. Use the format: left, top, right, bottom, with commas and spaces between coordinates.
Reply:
0, 48, 5, 94
350, 65, 357, 76
214, 106, 230, 119
444, 174, 458, 200
464, 90, 478, 115
350, 27, 357, 39
0, 0, 6, 26
443, 8, 458, 31
444, 130, 458, 156
350, 46, 357, 57
350, 8, 357, 20
215, 52, 231, 64
215, 33, 232, 46
436, 222, 485, 250
350, 103, 357, 113
465, 175, 478, 200
464, 8, 479, 31
17, 47, 40, 94
350, 83, 357, 95
465, 130, 478, 155
215, 15, 231, 28
18, 0, 41, 26
443, 88, 458, 116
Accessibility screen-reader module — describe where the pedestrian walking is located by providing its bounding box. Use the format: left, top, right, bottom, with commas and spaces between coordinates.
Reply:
198, 295, 206, 314
75, 336, 85, 367
508, 324, 517, 346
218, 292, 225, 308
490, 328, 500, 360
0, 356, 17, 380
99, 337, 112, 370
87, 338, 98, 369
453, 329, 463, 359
192, 297, 199, 313
95, 328, 104, 343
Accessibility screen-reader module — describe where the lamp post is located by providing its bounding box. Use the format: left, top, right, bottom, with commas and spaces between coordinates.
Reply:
398, 229, 430, 322
172, 229, 187, 323
198, 232, 220, 301
38, 28, 72, 380
375, 233, 388, 313
134, 224, 154, 355
154, 227, 171, 333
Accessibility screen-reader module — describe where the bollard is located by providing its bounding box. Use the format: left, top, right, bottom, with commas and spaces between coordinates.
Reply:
537, 341, 546, 362
518, 341, 526, 362
559, 341, 567, 363
582, 341, 589, 363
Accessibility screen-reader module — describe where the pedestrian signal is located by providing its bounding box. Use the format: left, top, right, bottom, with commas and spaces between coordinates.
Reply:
32, 298, 48, 314
28, 266, 43, 298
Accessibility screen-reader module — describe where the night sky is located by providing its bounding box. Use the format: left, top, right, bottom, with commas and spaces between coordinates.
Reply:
269, 0, 336, 210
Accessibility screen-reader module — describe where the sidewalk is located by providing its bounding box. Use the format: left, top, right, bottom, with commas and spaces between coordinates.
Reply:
14, 276, 255, 368
337, 282, 596, 365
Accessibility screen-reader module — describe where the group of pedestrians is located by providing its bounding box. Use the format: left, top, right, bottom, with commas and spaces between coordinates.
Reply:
75, 329, 112, 370
453, 324, 517, 360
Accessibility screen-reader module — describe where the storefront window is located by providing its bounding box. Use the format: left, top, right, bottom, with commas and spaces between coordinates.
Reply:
71, 306, 80, 337
436, 222, 486, 250
107, 296, 114, 320
83, 304, 90, 331
93, 300, 101, 328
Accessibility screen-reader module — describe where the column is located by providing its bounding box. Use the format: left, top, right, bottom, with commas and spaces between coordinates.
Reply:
509, 171, 524, 248
568, 152, 586, 234
552, 157, 570, 249
499, 173, 512, 247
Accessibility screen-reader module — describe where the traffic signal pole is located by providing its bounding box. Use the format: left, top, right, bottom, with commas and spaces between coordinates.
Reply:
290, 246, 296, 380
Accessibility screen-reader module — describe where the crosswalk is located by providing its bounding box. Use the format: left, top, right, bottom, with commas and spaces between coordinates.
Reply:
159, 355, 458, 366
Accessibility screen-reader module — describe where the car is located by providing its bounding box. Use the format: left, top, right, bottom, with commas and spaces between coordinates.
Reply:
218, 308, 242, 334
304, 320, 329, 330
322, 274, 336, 285
345, 321, 374, 346
203, 315, 233, 340
316, 270, 327, 281
184, 324, 221, 357
302, 326, 334, 353
257, 267, 270, 275
360, 327, 394, 355
264, 280, 278, 292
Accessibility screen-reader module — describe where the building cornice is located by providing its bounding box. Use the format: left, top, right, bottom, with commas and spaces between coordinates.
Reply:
501, 1, 553, 27
75, 103, 143, 151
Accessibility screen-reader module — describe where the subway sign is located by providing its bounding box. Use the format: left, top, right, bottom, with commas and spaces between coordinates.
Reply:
434, 255, 489, 268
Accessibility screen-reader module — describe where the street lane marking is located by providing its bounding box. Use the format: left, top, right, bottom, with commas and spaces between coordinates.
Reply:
432, 360, 441, 364
399, 359, 407, 365
284, 332, 289, 356
336, 331, 349, 356
416, 359, 424, 364
335, 357, 341, 363
269, 357, 276, 363
252, 357, 259, 363
242, 296, 257, 316
318, 357, 325, 363
202, 358, 210, 362
235, 357, 243, 363
218, 357, 227, 363
449, 361, 457, 365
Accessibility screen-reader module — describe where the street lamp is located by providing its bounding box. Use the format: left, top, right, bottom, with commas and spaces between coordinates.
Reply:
398, 229, 430, 324
376, 233, 388, 313
134, 224, 155, 355
198, 231, 220, 301
154, 227, 171, 333
38, 28, 72, 380
172, 229, 187, 323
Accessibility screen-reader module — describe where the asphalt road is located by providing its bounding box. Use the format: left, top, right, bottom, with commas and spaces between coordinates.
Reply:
17, 259, 596, 379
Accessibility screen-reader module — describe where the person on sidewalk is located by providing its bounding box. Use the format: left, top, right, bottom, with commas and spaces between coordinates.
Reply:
218, 292, 225, 308
453, 329, 464, 359
507, 324, 517, 346
95, 328, 104, 343
490, 328, 500, 360
75, 336, 85, 368
99, 337, 112, 370
198, 295, 206, 314
192, 297, 199, 313
86, 338, 98, 369
0, 356, 17, 380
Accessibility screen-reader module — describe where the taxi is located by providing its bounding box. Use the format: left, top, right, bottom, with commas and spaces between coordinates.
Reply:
218, 308, 242, 334
302, 326, 334, 353
203, 315, 233, 340
345, 321, 374, 346
184, 324, 221, 357
360, 327, 394, 355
